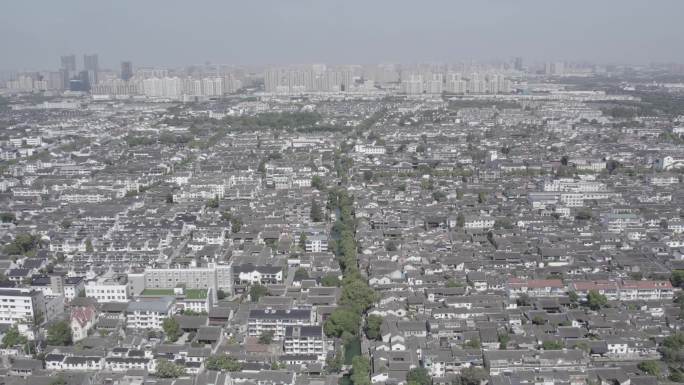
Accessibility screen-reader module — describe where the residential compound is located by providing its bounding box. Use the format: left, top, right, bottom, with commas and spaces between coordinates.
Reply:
1, 61, 684, 385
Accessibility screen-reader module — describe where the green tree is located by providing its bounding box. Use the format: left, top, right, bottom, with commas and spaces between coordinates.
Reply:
340, 278, 378, 314
477, 192, 487, 204
363, 170, 374, 182
516, 293, 532, 307
4, 233, 38, 255
407, 367, 432, 385
1, 326, 27, 348
155, 359, 186, 378
542, 340, 564, 350
350, 356, 371, 385
258, 330, 274, 345
206, 196, 219, 209
498, 332, 510, 350
47, 321, 72, 346
365, 314, 383, 341
670, 368, 684, 382
431, 191, 446, 202
325, 349, 344, 373
294, 268, 309, 281
85, 238, 93, 253
323, 308, 361, 338
162, 317, 181, 342
493, 218, 513, 229
250, 284, 269, 302
638, 360, 660, 376
299, 233, 308, 250
217, 289, 226, 300
311, 175, 324, 191
672, 270, 684, 288
454, 367, 488, 385
50, 376, 67, 385
205, 355, 242, 371
568, 291, 579, 304
532, 315, 546, 325
230, 217, 242, 233
310, 200, 324, 222
0, 212, 15, 223
446, 279, 463, 288
456, 213, 465, 228
586, 290, 608, 310
321, 274, 341, 287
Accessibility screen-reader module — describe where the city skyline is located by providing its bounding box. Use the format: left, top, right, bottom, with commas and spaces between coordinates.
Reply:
2, 0, 684, 69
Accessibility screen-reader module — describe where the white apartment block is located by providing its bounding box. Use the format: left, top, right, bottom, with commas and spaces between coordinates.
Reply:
126, 297, 174, 330
0, 288, 46, 325
354, 144, 386, 155
85, 278, 129, 303
248, 308, 314, 340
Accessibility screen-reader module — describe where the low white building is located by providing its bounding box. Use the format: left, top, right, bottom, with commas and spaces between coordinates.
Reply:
126, 297, 174, 330
85, 278, 129, 303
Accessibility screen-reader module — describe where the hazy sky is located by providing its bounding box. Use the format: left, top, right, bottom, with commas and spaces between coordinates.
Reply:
2, 0, 684, 70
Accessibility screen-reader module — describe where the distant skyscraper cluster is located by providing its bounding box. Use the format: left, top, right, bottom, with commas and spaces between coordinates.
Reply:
401, 72, 512, 95
264, 65, 354, 94
0, 54, 590, 98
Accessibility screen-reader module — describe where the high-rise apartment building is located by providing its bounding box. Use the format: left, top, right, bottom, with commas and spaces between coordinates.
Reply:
60, 54, 76, 72
121, 61, 133, 81
84, 54, 99, 85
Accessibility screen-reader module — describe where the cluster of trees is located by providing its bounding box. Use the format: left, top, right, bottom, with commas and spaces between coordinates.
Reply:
155, 359, 186, 378
47, 321, 72, 346
567, 290, 609, 311
452, 367, 489, 385
224, 112, 322, 131
350, 356, 371, 385
221, 211, 243, 233
4, 233, 40, 256
637, 360, 660, 377
407, 368, 431, 385
365, 315, 383, 341
162, 318, 181, 342
0, 212, 16, 223
320, 274, 341, 287
542, 340, 564, 350
258, 330, 275, 345
1, 326, 27, 349
205, 196, 220, 208
323, 187, 379, 385
671, 270, 684, 289
333, 150, 354, 181
249, 284, 269, 302
310, 199, 324, 222
204, 355, 242, 371
325, 349, 344, 373
658, 332, 684, 381
585, 290, 608, 310
311, 175, 325, 191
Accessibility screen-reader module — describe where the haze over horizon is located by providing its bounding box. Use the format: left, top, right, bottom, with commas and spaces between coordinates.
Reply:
2, 0, 684, 70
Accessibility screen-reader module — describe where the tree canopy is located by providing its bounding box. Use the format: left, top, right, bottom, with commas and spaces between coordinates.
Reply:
324, 308, 361, 338
162, 317, 181, 342
47, 321, 72, 346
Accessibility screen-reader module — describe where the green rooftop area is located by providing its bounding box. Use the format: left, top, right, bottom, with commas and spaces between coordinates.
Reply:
141, 288, 208, 299
184, 289, 208, 299
141, 289, 174, 296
